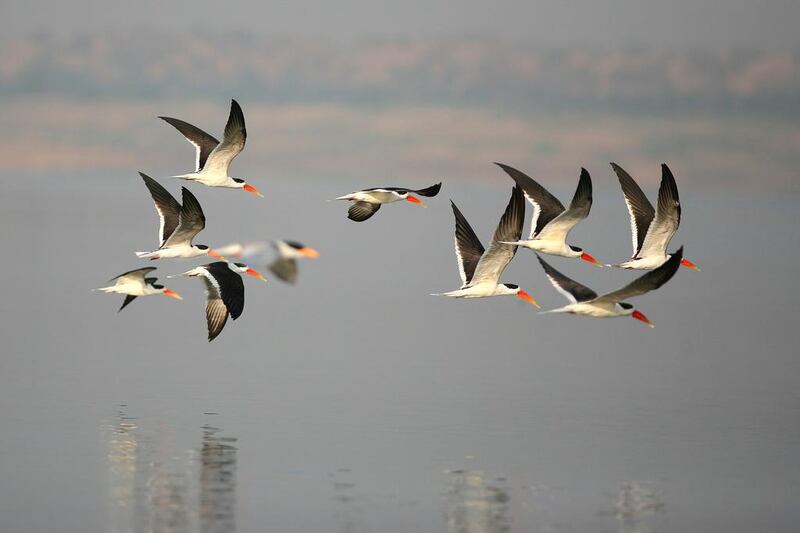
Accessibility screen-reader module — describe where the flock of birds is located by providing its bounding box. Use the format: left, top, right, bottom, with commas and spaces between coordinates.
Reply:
96, 99, 699, 341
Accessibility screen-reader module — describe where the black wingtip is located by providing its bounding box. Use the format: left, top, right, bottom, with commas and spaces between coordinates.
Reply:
580, 167, 590, 176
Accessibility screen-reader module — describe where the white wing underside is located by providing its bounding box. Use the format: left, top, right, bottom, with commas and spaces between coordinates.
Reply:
468, 244, 513, 286
637, 213, 678, 259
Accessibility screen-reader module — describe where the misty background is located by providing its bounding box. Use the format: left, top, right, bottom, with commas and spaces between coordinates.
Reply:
1, 1, 799, 532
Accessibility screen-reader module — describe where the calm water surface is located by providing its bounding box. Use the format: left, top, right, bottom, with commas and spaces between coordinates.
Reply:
0, 172, 798, 532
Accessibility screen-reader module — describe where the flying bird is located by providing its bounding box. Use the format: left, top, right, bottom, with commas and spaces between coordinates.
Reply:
268, 240, 320, 284
94, 267, 182, 312
537, 246, 685, 328
135, 173, 225, 260
432, 186, 539, 306
172, 262, 245, 342
335, 182, 441, 222
159, 99, 262, 197
494, 162, 601, 266
609, 163, 699, 271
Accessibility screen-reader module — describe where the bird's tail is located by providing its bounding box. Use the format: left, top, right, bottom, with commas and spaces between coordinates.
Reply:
135, 251, 158, 259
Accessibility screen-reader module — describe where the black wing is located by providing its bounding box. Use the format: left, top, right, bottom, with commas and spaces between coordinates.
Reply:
611, 163, 655, 258
494, 163, 565, 238
269, 258, 299, 284
348, 202, 381, 222
202, 99, 247, 175
118, 295, 138, 313
412, 182, 442, 197
637, 164, 682, 258
597, 246, 684, 304
165, 187, 206, 246
450, 201, 485, 286
537, 255, 598, 303
205, 262, 245, 320
108, 266, 157, 283
158, 116, 220, 172
140, 172, 181, 247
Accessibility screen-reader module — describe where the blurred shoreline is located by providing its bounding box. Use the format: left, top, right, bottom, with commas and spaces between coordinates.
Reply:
1, 34, 797, 191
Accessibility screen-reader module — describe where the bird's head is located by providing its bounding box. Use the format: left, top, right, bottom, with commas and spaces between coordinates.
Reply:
619, 302, 654, 328
154, 284, 183, 300
233, 262, 268, 282
569, 246, 602, 267
233, 178, 263, 198
196, 245, 225, 260
503, 283, 540, 308
398, 191, 426, 207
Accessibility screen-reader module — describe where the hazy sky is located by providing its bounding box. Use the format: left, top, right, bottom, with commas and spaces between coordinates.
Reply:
6, 0, 800, 48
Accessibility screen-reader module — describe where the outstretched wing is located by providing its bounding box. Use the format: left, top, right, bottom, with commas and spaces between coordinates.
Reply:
348, 202, 381, 222
140, 173, 181, 247
536, 255, 598, 303
450, 201, 485, 286
535, 167, 593, 242
158, 116, 220, 172
595, 246, 684, 304
109, 266, 157, 285
118, 295, 138, 312
164, 187, 206, 247
494, 163, 564, 239
202, 99, 247, 176
412, 182, 442, 197
611, 163, 655, 258
269, 258, 299, 284
470, 185, 525, 285
637, 164, 682, 258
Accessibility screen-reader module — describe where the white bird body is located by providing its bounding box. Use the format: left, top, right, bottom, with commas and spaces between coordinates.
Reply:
434, 282, 520, 299
613, 255, 672, 270
135, 244, 209, 260
540, 301, 634, 319
96, 282, 163, 297
510, 239, 584, 258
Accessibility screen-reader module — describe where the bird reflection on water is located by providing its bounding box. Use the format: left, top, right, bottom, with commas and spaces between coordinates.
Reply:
444, 469, 511, 533
106, 407, 239, 533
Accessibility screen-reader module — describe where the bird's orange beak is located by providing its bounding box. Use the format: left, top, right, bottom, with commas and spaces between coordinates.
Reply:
300, 247, 320, 259
207, 249, 226, 260
680, 258, 701, 271
580, 251, 602, 267
517, 289, 540, 308
163, 289, 183, 300
245, 268, 268, 282
632, 310, 654, 328
243, 183, 264, 197
406, 195, 426, 207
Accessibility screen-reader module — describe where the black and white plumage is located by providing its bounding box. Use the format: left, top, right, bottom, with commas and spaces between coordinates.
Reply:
94, 267, 182, 312
335, 182, 441, 222
160, 100, 263, 197
610, 163, 699, 271
135, 173, 225, 260
268, 240, 320, 284
432, 186, 539, 306
174, 262, 245, 341
537, 246, 685, 327
494, 163, 601, 265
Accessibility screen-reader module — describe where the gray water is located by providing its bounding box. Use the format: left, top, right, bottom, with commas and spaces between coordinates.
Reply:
0, 171, 798, 532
